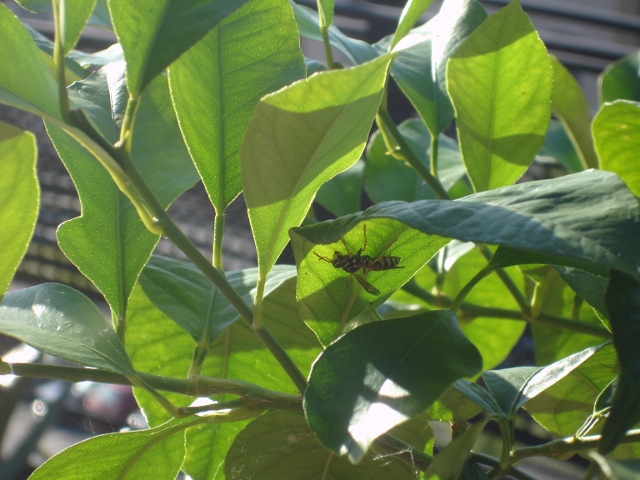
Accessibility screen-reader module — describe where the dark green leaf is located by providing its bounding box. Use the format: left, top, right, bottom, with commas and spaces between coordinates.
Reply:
169, 0, 305, 212
242, 55, 392, 278
555, 266, 609, 319
0, 122, 38, 297
304, 310, 482, 463
139, 256, 297, 343
109, 0, 249, 97
447, 1, 552, 191
390, 0, 486, 136
593, 100, 640, 197
0, 283, 134, 375
225, 411, 421, 479
599, 271, 640, 454
600, 50, 640, 104
0, 4, 61, 119
425, 384, 484, 422
452, 380, 503, 416
551, 56, 599, 169
29, 415, 201, 479
539, 119, 584, 173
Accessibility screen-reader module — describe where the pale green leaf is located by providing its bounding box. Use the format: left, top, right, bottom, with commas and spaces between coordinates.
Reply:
0, 4, 61, 119
29, 416, 200, 480
242, 55, 392, 278
600, 50, 640, 104
593, 100, 640, 196
447, 1, 552, 191
390, 0, 434, 50
169, 0, 305, 212
551, 56, 598, 169
0, 122, 38, 297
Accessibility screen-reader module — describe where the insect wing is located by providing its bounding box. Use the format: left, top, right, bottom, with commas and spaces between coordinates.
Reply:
352, 272, 381, 295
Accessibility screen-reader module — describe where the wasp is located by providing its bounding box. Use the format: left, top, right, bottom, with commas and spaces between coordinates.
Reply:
313, 224, 402, 295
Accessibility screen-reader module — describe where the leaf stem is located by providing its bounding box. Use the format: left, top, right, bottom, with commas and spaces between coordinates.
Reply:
430, 133, 439, 177
402, 281, 611, 339
376, 109, 450, 200
213, 212, 225, 269
450, 267, 491, 313
316, 1, 335, 69
52, 0, 71, 124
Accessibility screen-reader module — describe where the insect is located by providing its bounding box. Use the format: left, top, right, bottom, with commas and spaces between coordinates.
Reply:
313, 224, 402, 295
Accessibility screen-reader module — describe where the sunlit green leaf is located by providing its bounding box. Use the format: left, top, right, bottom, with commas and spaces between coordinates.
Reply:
0, 4, 61, 119
304, 310, 482, 463
593, 100, 640, 196
389, 0, 486, 136
390, 0, 434, 50
551, 56, 598, 169
29, 415, 202, 480
0, 283, 134, 375
600, 50, 640, 104
316, 160, 364, 217
169, 0, 305, 212
0, 122, 38, 297
242, 55, 392, 279
109, 0, 249, 97
290, 2, 378, 66
447, 1, 552, 191
49, 66, 198, 316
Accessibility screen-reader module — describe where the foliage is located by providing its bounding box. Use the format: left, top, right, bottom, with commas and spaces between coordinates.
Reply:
0, 0, 639, 478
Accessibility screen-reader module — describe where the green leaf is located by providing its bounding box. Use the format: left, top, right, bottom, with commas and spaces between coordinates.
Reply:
600, 50, 640, 104
290, 2, 378, 66
0, 4, 61, 120
242, 54, 392, 278
551, 56, 599, 169
424, 384, 484, 422
593, 100, 640, 196
225, 411, 421, 479
29, 415, 201, 480
424, 417, 491, 480
599, 271, 640, 454
390, 0, 434, 50
389, 0, 486, 136
49, 66, 198, 316
293, 219, 448, 346
109, 0, 249, 98
316, 160, 364, 217
139, 255, 297, 344
317, 0, 335, 27
447, 1, 552, 191
483, 344, 604, 417
0, 122, 38, 297
539, 119, 584, 173
524, 343, 618, 437
365, 119, 465, 202
126, 276, 321, 478
556, 266, 609, 320
452, 380, 503, 416
0, 283, 134, 375
304, 310, 482, 463
169, 0, 305, 212
16, 0, 97, 55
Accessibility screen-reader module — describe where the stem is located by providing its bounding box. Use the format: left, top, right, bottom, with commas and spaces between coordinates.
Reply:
8, 362, 303, 411
512, 429, 640, 462
477, 244, 531, 315
52, 0, 71, 123
213, 212, 225, 269
430, 134, 439, 177
376, 109, 450, 200
450, 267, 491, 313
401, 282, 611, 339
